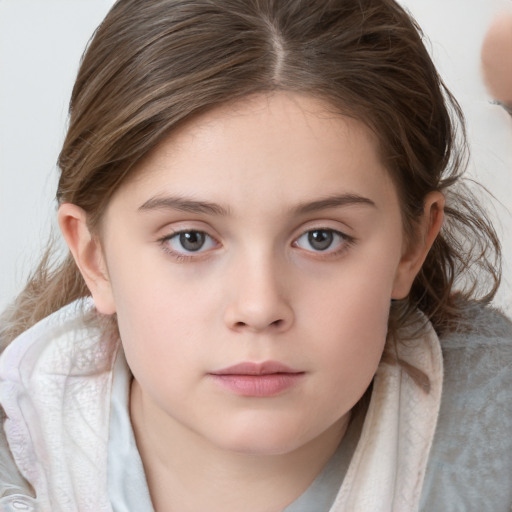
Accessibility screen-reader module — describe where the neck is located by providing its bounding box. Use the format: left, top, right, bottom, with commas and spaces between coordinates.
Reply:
130, 380, 349, 512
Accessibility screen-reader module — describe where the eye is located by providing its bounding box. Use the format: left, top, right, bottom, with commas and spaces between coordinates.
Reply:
162, 230, 218, 255
294, 228, 349, 253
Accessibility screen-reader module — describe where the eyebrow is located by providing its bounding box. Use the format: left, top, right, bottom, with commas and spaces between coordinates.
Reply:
138, 192, 376, 216
138, 195, 230, 216
293, 194, 376, 214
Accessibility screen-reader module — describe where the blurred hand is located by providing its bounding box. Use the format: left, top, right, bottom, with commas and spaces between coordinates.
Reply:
481, 12, 512, 109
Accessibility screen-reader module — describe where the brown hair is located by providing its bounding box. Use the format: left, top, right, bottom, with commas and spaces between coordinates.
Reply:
1, 0, 501, 346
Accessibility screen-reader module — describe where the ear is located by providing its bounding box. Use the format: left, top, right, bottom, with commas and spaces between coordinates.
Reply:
58, 203, 116, 315
392, 191, 445, 300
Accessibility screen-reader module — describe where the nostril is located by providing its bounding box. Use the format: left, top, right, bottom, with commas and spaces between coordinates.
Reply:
232, 319, 284, 331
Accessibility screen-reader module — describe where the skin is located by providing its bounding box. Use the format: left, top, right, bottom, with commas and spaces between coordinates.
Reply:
59, 92, 444, 512
481, 12, 512, 106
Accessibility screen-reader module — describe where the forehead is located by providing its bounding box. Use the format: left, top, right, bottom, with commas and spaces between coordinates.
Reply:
111, 92, 398, 216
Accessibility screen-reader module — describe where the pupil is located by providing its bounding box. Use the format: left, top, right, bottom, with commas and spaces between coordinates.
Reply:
308, 230, 333, 251
180, 231, 205, 251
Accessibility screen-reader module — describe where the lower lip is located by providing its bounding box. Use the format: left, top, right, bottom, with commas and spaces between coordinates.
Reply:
210, 373, 304, 397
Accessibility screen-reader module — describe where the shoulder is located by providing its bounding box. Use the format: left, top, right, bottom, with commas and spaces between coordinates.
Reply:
420, 302, 512, 511
439, 302, 512, 403
0, 298, 114, 509
442, 300, 512, 348
0, 405, 35, 503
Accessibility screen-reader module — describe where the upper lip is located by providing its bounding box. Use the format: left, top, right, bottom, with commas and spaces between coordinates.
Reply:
210, 361, 302, 375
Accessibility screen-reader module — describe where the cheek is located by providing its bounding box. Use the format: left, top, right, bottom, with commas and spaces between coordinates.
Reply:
307, 290, 389, 380
300, 250, 398, 392
107, 254, 222, 384
304, 247, 397, 339
113, 278, 211, 357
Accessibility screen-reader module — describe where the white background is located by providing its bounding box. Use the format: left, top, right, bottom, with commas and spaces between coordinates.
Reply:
1, 0, 511, 314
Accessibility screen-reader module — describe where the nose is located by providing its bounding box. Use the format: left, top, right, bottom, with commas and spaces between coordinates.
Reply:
223, 254, 294, 334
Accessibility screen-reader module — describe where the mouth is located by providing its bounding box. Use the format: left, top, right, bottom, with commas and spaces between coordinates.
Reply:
209, 361, 305, 397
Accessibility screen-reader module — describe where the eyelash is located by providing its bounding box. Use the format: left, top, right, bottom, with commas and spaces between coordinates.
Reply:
158, 227, 355, 262
292, 228, 355, 259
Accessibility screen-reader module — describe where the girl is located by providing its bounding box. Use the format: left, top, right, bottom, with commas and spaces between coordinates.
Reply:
1, 0, 511, 511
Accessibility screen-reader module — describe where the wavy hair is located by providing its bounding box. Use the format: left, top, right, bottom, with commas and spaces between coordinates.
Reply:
1, 0, 501, 346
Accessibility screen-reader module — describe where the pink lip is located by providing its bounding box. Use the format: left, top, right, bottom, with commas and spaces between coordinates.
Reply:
209, 361, 305, 397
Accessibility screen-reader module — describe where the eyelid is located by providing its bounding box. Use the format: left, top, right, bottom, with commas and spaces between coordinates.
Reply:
291, 219, 355, 242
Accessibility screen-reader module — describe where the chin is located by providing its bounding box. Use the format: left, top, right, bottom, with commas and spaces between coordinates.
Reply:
220, 435, 307, 457
207, 413, 330, 457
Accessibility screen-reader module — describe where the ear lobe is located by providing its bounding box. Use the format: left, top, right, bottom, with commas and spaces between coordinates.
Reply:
392, 191, 445, 300
58, 203, 116, 315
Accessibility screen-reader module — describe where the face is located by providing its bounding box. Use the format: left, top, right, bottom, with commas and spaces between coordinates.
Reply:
91, 93, 418, 456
